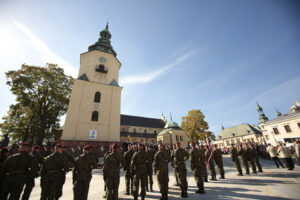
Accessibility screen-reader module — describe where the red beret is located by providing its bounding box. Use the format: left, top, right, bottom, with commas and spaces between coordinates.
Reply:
21, 142, 30, 147
32, 145, 40, 150
190, 141, 195, 146
83, 145, 92, 151
1, 147, 9, 153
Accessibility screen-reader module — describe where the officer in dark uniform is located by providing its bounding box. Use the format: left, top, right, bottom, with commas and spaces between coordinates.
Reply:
246, 144, 257, 174
131, 143, 148, 200
102, 145, 112, 198
198, 145, 208, 182
205, 145, 217, 181
103, 143, 124, 200
174, 142, 189, 198
249, 143, 263, 172
171, 144, 179, 186
123, 144, 134, 195
0, 142, 37, 200
22, 145, 44, 200
230, 144, 243, 176
40, 144, 69, 200
73, 145, 98, 200
154, 143, 171, 200
238, 144, 250, 175
190, 142, 205, 194
145, 145, 154, 192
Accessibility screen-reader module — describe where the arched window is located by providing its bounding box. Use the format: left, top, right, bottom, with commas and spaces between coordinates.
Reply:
94, 92, 101, 103
91, 111, 99, 121
176, 135, 179, 141
180, 136, 183, 141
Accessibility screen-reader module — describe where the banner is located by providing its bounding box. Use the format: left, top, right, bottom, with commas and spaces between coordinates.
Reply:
89, 130, 97, 140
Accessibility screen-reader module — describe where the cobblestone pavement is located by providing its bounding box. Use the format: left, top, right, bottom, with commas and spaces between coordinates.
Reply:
28, 155, 300, 200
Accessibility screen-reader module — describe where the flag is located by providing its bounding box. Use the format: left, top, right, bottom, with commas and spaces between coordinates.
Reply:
206, 137, 214, 168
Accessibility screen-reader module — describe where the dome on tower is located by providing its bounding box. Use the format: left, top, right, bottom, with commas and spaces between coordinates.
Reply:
164, 121, 180, 129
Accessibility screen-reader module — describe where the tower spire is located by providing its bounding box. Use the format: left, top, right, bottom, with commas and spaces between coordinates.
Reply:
170, 113, 173, 121
221, 124, 224, 130
276, 108, 282, 117
256, 102, 269, 124
106, 22, 109, 30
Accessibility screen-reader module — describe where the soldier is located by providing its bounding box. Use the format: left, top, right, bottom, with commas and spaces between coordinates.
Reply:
170, 144, 179, 186
0, 147, 10, 198
102, 145, 112, 198
22, 145, 44, 200
123, 144, 134, 195
212, 144, 225, 179
205, 145, 217, 181
73, 145, 98, 200
0, 142, 37, 200
246, 144, 257, 174
238, 144, 250, 175
249, 143, 263, 172
131, 143, 148, 200
198, 145, 208, 182
174, 142, 189, 198
145, 145, 154, 192
40, 144, 69, 200
230, 144, 243, 176
154, 143, 171, 200
190, 142, 205, 194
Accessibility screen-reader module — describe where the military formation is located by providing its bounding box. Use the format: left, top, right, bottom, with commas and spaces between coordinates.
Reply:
0, 140, 272, 200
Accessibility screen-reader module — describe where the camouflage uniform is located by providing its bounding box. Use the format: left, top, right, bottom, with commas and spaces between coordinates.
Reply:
131, 149, 148, 200
252, 148, 263, 172
21, 150, 44, 200
40, 152, 69, 200
154, 150, 171, 200
247, 148, 257, 174
238, 147, 250, 174
123, 149, 134, 194
174, 147, 189, 197
213, 148, 225, 179
190, 148, 204, 193
145, 149, 154, 191
73, 152, 97, 200
205, 148, 216, 180
170, 149, 179, 186
102, 150, 112, 197
199, 147, 208, 182
0, 151, 37, 200
230, 146, 243, 175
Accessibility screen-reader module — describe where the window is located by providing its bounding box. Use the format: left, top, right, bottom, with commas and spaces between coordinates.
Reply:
180, 136, 183, 141
96, 64, 107, 73
94, 92, 101, 103
251, 138, 254, 143
284, 125, 291, 133
121, 128, 125, 132
144, 130, 147, 134
133, 128, 136, 133
297, 123, 300, 129
273, 128, 279, 135
231, 139, 234, 144
154, 130, 157, 134
236, 138, 240, 143
176, 135, 179, 141
91, 111, 99, 121
226, 140, 229, 146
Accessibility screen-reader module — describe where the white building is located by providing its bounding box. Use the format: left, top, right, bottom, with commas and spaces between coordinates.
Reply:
258, 100, 300, 146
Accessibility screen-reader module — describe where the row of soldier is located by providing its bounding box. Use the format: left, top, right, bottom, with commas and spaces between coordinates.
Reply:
0, 141, 265, 200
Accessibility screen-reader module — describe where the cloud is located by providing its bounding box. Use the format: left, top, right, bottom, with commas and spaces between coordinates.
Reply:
119, 50, 196, 86
13, 21, 78, 77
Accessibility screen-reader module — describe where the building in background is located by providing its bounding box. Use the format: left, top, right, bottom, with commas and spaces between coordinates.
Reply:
258, 100, 300, 146
214, 123, 264, 148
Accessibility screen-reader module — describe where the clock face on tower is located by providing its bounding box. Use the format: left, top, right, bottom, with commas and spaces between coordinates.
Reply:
99, 57, 107, 63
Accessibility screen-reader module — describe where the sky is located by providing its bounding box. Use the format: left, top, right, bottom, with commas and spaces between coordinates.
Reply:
0, 0, 299, 136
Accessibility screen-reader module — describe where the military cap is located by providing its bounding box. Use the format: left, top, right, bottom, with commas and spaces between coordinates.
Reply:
21, 142, 30, 147
83, 145, 92, 151
56, 143, 63, 148
190, 141, 195, 146
32, 145, 40, 150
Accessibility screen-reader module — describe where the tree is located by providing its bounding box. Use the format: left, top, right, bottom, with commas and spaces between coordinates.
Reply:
181, 109, 215, 143
0, 64, 73, 145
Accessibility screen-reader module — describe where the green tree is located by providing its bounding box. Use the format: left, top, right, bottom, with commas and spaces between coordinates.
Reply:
181, 109, 215, 143
0, 64, 73, 145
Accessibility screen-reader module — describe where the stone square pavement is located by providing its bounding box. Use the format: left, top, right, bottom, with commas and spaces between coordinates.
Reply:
28, 155, 300, 200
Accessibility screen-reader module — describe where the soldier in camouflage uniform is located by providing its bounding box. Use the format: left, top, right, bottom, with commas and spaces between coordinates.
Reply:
102, 145, 112, 198
174, 142, 189, 198
230, 144, 243, 176
145, 145, 154, 192
213, 144, 225, 179
190, 142, 205, 194
170, 144, 179, 186
73, 145, 98, 200
246, 144, 257, 174
154, 144, 171, 200
249, 143, 263, 172
131, 143, 148, 200
198, 145, 208, 182
22, 145, 44, 200
238, 144, 250, 175
0, 147, 9, 198
0, 142, 37, 200
123, 144, 134, 195
40, 144, 69, 200
205, 145, 217, 181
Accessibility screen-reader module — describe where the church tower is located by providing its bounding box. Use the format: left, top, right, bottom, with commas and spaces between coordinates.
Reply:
61, 24, 122, 143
